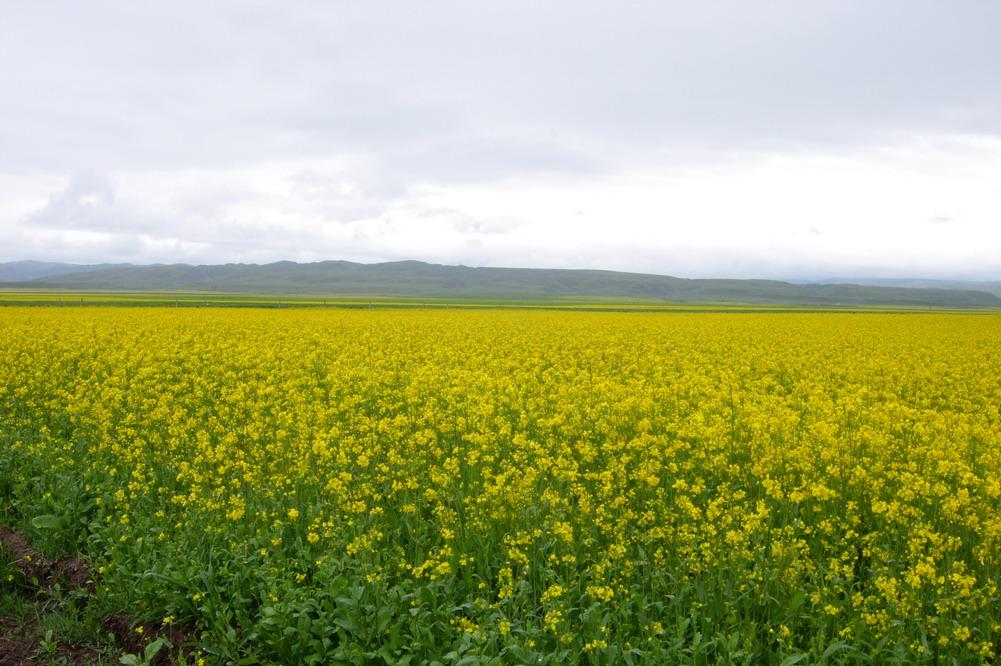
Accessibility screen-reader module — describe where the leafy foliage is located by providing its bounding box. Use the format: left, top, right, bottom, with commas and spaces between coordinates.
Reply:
1, 307, 1000, 663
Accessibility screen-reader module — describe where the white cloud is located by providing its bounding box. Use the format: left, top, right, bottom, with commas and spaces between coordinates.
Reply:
3, 133, 998, 278
1, 2, 1000, 277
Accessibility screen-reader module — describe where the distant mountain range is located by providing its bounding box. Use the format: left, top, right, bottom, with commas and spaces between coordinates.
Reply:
804, 277, 1001, 298
1, 259, 1000, 307
0, 260, 128, 282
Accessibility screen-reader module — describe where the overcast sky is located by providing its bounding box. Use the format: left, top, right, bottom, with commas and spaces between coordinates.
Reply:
2, 1, 1000, 279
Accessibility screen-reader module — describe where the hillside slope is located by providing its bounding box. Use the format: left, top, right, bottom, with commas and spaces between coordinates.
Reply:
3, 260, 1000, 307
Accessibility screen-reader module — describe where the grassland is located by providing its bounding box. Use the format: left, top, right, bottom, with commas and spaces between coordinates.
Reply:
2, 306, 1000, 664
1, 290, 994, 314
3, 258, 999, 307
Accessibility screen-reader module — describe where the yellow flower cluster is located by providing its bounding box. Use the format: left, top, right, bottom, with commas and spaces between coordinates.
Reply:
1, 306, 999, 661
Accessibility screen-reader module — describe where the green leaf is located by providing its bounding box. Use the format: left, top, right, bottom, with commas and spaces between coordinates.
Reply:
503, 645, 533, 663
820, 641, 851, 659
144, 638, 169, 661
779, 655, 807, 666
31, 514, 60, 529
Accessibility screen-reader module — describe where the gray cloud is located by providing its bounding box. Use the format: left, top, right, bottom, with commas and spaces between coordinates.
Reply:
2, 1, 1001, 276
418, 207, 522, 235
25, 172, 164, 233
3, 1, 999, 177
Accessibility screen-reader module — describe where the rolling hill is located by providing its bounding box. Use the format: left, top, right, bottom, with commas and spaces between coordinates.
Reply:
807, 277, 1001, 298
2, 260, 1000, 307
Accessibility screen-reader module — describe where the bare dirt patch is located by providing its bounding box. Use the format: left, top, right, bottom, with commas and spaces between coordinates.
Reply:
2, 526, 195, 664
0, 616, 34, 666
102, 614, 196, 665
0, 526, 92, 591
0, 614, 105, 664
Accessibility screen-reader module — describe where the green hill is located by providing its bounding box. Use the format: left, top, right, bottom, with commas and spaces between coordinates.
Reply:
2, 260, 1000, 307
810, 277, 1001, 298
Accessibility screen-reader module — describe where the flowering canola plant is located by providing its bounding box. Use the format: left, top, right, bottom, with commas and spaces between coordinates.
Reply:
1, 307, 999, 664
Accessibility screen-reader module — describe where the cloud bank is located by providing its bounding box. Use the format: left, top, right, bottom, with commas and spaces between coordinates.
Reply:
1, 1, 1000, 278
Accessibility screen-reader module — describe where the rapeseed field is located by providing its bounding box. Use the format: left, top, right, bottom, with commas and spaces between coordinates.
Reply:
1, 307, 999, 664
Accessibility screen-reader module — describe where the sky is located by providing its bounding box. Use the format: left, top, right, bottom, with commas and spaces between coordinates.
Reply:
1, 1, 1000, 279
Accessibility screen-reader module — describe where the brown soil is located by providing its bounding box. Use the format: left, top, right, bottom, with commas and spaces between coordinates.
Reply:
2, 526, 195, 664
0, 616, 34, 666
0, 615, 105, 665
50, 555, 91, 591
0, 526, 91, 591
102, 614, 195, 665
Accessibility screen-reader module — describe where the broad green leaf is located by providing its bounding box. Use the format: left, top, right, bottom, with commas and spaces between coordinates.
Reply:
31, 514, 60, 529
